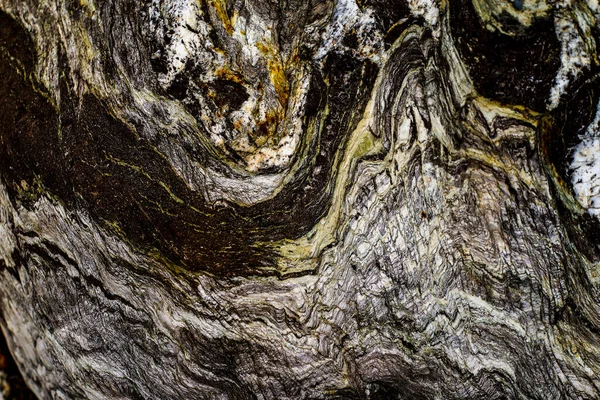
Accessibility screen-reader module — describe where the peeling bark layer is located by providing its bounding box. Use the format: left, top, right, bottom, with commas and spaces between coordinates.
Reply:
1, 0, 600, 399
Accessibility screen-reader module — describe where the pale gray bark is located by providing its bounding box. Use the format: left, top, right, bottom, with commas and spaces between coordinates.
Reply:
1, 0, 600, 399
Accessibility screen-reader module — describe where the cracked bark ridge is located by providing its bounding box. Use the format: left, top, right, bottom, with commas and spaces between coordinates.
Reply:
1, 0, 600, 399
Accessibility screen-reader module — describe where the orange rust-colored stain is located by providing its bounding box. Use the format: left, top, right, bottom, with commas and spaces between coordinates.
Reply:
215, 65, 246, 85
256, 41, 290, 108
232, 119, 243, 130
253, 111, 279, 146
208, 0, 233, 35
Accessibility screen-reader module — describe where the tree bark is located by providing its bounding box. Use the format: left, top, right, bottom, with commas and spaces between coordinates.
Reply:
1, 0, 600, 398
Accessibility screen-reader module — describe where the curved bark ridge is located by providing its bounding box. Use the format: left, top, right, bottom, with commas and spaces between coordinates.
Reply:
0, 0, 394, 276
0, 0, 600, 399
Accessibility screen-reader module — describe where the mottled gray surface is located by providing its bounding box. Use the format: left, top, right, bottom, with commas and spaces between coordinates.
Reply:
1, 0, 600, 399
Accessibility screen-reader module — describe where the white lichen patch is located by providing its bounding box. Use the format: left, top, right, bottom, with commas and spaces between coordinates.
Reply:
588, 0, 600, 24
315, 0, 362, 61
148, 0, 207, 88
146, 0, 308, 174
570, 103, 600, 217
408, 0, 440, 28
315, 0, 384, 63
549, 7, 595, 109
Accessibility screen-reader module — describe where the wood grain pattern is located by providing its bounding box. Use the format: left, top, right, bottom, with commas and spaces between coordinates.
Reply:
0, 0, 599, 398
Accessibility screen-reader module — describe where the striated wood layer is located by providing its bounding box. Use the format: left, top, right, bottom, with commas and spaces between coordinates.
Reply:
1, 0, 600, 398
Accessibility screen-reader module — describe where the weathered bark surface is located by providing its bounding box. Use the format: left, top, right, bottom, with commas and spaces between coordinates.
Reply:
1, 0, 600, 398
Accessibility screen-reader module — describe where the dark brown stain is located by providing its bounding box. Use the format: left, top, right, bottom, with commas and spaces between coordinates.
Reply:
450, 0, 561, 112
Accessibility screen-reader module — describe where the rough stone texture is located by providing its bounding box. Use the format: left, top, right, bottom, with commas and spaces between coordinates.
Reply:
0, 0, 600, 399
